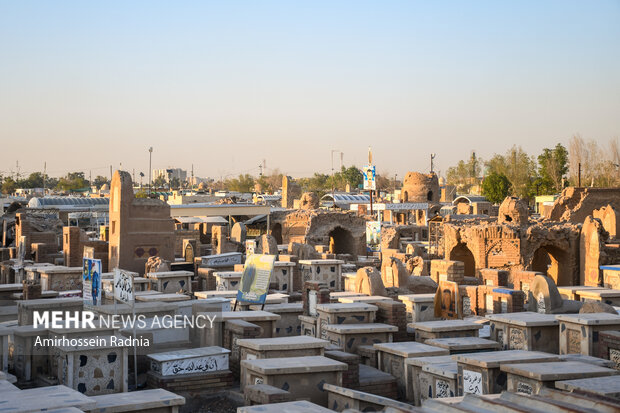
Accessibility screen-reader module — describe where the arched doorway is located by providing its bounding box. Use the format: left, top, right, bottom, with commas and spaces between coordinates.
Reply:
427, 191, 433, 201
328, 226, 356, 255
270, 223, 283, 244
531, 245, 570, 285
450, 243, 476, 277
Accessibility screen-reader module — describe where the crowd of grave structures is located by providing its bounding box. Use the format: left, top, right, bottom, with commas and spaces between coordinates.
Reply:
1, 170, 620, 412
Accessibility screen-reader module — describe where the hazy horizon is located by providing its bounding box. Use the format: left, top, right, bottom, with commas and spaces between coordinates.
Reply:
1, 1, 619, 181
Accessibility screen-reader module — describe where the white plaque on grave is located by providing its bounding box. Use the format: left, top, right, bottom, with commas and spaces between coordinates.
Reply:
114, 269, 135, 304
610, 348, 620, 369
486, 295, 494, 314
308, 290, 318, 316
517, 381, 533, 395
537, 292, 546, 314
436, 379, 450, 398
151, 351, 229, 376
462, 369, 483, 395
500, 298, 508, 313
462, 296, 472, 316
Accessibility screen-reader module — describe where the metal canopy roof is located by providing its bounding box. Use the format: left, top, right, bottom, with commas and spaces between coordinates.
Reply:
28, 197, 109, 208
453, 195, 488, 205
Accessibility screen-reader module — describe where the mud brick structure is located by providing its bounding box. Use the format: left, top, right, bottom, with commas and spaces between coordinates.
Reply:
476, 285, 496, 316
196, 267, 217, 291
399, 172, 440, 203
581, 212, 620, 286
223, 320, 261, 379
62, 226, 87, 267
512, 270, 540, 296
108, 171, 174, 274
270, 210, 367, 255
174, 229, 200, 257
302, 280, 330, 317
281, 175, 301, 209
546, 187, 620, 223
375, 300, 407, 341
429, 260, 464, 284
324, 350, 360, 389
480, 268, 509, 287
83, 242, 109, 272
490, 288, 526, 313
442, 202, 581, 285
459, 285, 478, 316
14, 212, 60, 259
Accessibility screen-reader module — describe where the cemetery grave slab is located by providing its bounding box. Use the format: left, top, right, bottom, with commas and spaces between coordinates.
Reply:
501, 360, 618, 396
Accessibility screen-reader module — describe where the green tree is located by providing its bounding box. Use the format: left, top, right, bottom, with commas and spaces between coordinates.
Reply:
92, 175, 110, 189
56, 172, 89, 191
226, 174, 255, 192
16, 172, 45, 188
152, 175, 167, 188
255, 170, 284, 193
339, 166, 363, 190
1, 177, 17, 194
298, 173, 330, 194
537, 144, 568, 194
482, 172, 511, 204
485, 146, 537, 200
446, 152, 482, 193
170, 177, 181, 189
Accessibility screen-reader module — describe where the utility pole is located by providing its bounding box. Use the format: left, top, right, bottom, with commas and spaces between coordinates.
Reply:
259, 164, 263, 177
368, 147, 374, 216
109, 165, 112, 181
148, 147, 153, 196
331, 150, 340, 209
340, 152, 343, 170
43, 162, 46, 194
578, 162, 582, 187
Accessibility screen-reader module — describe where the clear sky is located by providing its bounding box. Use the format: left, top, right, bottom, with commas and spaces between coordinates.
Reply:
1, 1, 618, 181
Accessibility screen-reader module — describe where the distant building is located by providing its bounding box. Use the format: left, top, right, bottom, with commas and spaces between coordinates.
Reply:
153, 168, 187, 183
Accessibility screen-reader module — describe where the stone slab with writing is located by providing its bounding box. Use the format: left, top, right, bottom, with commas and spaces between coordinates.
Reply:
148, 346, 230, 376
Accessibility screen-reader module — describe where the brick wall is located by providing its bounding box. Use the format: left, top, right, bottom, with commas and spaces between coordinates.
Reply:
83, 240, 109, 273
459, 285, 478, 316
174, 229, 201, 257
476, 285, 495, 316
302, 280, 330, 316
197, 267, 217, 291
375, 300, 407, 342
325, 350, 360, 388
63, 226, 86, 267
511, 270, 541, 297
430, 260, 464, 284
480, 269, 509, 287
491, 288, 525, 313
